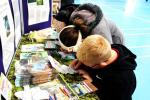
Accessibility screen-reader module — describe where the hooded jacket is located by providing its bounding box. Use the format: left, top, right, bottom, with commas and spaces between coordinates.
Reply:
54, 4, 79, 25
82, 44, 136, 100
70, 3, 125, 45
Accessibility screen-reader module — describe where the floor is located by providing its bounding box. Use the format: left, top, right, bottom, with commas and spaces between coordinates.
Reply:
75, 0, 150, 100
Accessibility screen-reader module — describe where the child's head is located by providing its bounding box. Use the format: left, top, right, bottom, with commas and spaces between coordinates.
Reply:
58, 25, 82, 52
72, 17, 89, 38
76, 35, 112, 68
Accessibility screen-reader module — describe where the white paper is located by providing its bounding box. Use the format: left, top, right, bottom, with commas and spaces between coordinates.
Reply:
48, 56, 77, 74
0, 73, 12, 100
11, 0, 22, 47
0, 1, 15, 73
28, 0, 50, 25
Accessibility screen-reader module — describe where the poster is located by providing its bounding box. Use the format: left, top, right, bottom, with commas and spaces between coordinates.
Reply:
21, 0, 52, 33
11, 0, 22, 47
0, 0, 15, 74
28, 0, 50, 25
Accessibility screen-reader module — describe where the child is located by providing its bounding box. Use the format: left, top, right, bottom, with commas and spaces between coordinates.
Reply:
54, 4, 79, 25
58, 25, 82, 52
70, 35, 137, 100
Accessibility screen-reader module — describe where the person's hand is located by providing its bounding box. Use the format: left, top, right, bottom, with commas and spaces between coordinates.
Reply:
69, 59, 82, 70
77, 69, 92, 82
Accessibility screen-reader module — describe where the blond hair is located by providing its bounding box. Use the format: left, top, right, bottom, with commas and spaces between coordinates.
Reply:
77, 35, 111, 66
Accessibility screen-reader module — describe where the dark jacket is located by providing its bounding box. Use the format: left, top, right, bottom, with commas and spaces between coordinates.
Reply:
70, 3, 125, 45
83, 44, 137, 100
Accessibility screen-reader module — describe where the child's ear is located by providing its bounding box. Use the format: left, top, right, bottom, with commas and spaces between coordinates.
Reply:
100, 59, 112, 68
99, 62, 107, 67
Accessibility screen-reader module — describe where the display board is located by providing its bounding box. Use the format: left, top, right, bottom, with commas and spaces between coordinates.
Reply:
0, 0, 15, 74
11, 0, 22, 48
21, 0, 52, 33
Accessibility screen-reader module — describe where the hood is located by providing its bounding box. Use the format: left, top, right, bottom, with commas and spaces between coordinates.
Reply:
111, 44, 137, 70
54, 4, 79, 25
70, 3, 103, 34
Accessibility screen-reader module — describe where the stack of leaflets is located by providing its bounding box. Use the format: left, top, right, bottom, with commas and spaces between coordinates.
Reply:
21, 44, 44, 52
15, 52, 58, 86
28, 28, 58, 42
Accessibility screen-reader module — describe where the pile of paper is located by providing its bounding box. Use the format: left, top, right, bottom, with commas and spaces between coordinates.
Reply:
14, 51, 57, 87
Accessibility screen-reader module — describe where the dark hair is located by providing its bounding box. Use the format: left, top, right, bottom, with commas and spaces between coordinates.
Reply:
54, 4, 79, 25
59, 27, 79, 47
73, 17, 90, 38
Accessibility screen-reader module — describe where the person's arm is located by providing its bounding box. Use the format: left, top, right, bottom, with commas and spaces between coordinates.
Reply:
69, 59, 93, 82
107, 19, 125, 45
77, 69, 92, 82
69, 59, 82, 70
